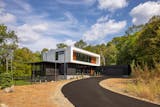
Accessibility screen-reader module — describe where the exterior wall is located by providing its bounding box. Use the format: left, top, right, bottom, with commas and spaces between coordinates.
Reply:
43, 49, 55, 62
65, 46, 72, 62
66, 75, 90, 79
70, 47, 100, 66
43, 48, 70, 63
99, 65, 132, 76
31, 62, 60, 81
42, 46, 100, 66
67, 67, 76, 75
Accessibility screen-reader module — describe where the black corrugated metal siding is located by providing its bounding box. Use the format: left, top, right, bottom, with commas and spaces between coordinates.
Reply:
99, 65, 131, 76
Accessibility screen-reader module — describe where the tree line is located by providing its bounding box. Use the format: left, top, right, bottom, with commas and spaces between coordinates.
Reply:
0, 16, 160, 77
58, 16, 160, 67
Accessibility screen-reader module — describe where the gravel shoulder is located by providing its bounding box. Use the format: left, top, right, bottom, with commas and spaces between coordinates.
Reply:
99, 78, 160, 105
52, 79, 75, 107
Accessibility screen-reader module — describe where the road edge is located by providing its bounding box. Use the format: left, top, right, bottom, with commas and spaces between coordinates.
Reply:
52, 79, 76, 107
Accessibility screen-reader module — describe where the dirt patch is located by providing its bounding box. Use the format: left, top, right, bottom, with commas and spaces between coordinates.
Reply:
99, 78, 160, 105
100, 78, 129, 92
0, 80, 75, 107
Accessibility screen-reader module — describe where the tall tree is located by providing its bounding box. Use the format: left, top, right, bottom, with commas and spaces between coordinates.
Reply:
125, 25, 143, 36
98, 44, 107, 66
41, 48, 48, 58
56, 43, 68, 49
105, 43, 118, 65
74, 39, 87, 49
148, 15, 160, 23
135, 16, 160, 66
0, 25, 18, 72
13, 47, 41, 77
41, 48, 48, 53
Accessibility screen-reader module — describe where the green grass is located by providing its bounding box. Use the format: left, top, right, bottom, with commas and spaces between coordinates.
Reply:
13, 80, 31, 86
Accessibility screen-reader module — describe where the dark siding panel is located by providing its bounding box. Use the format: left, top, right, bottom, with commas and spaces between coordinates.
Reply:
99, 65, 131, 76
67, 68, 76, 75
67, 63, 76, 75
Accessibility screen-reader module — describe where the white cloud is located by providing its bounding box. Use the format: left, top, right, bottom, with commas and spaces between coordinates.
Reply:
13, 12, 84, 51
64, 11, 78, 24
64, 39, 76, 46
0, 0, 86, 51
0, 13, 16, 24
98, 0, 128, 11
97, 15, 109, 22
15, 23, 78, 51
16, 23, 61, 51
0, 1, 16, 24
130, 1, 160, 25
19, 36, 59, 51
0, 0, 97, 51
13, 12, 85, 51
15, 20, 77, 50
16, 24, 41, 44
83, 16, 126, 41
32, 23, 48, 32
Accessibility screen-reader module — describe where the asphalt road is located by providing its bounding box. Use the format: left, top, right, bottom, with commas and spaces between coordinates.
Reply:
62, 77, 160, 107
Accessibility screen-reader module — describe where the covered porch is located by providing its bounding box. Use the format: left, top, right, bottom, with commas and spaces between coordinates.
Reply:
29, 61, 99, 81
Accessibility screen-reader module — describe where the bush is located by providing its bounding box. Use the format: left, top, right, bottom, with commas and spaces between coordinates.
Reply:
128, 62, 160, 101
0, 72, 13, 89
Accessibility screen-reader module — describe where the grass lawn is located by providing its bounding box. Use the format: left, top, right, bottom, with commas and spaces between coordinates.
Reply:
0, 80, 31, 89
13, 80, 31, 86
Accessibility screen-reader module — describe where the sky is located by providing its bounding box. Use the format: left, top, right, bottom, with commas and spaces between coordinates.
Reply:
0, 0, 160, 51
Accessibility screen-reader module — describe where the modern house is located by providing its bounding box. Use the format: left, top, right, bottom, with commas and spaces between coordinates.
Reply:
30, 46, 100, 81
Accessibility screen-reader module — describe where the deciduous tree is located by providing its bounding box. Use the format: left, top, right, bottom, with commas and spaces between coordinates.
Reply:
0, 25, 18, 72
74, 39, 87, 49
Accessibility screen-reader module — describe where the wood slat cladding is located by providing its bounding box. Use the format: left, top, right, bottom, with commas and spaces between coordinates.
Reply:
91, 57, 96, 64
73, 51, 77, 60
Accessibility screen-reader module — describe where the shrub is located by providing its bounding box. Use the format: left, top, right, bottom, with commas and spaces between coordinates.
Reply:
0, 72, 13, 89
128, 62, 160, 101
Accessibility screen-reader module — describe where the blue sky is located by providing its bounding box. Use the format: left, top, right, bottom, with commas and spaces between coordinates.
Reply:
0, 0, 160, 51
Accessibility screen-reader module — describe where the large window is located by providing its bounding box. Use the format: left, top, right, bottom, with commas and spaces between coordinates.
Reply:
73, 51, 96, 64
74, 52, 91, 63
55, 51, 64, 61
55, 52, 58, 60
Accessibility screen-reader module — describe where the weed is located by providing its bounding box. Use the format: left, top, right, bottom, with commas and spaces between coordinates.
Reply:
127, 63, 160, 102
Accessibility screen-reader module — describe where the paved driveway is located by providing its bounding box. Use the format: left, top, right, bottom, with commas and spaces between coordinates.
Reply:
62, 77, 159, 107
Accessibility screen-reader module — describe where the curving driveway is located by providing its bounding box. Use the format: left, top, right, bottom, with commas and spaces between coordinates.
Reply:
62, 77, 159, 107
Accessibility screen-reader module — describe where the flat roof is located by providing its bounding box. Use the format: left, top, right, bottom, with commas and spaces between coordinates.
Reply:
27, 61, 98, 67
27, 61, 60, 64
